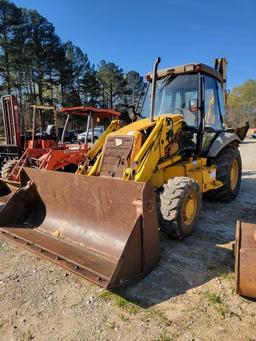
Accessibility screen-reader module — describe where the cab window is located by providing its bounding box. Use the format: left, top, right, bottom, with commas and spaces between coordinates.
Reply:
204, 76, 223, 131
141, 74, 199, 128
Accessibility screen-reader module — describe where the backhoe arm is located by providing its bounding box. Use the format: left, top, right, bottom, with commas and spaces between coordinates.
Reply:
123, 116, 183, 182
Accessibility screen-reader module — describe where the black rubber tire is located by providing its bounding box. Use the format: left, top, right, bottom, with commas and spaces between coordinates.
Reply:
158, 177, 202, 239
206, 146, 242, 202
1, 159, 17, 179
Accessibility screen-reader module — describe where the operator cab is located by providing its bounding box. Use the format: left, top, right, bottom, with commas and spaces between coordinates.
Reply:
141, 62, 226, 155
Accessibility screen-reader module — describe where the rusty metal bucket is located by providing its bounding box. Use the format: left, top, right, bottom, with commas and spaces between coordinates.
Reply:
235, 221, 256, 298
0, 168, 160, 288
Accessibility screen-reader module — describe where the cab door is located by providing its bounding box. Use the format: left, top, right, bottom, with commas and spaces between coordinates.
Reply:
202, 75, 225, 153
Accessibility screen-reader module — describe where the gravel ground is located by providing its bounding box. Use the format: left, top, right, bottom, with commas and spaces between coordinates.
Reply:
0, 140, 256, 341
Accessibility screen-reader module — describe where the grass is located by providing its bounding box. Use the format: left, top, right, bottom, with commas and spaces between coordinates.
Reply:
98, 290, 170, 325
216, 305, 234, 318
146, 307, 170, 325
155, 332, 173, 341
218, 270, 234, 281
206, 291, 236, 318
207, 292, 222, 305
98, 290, 141, 314
108, 321, 117, 330
207, 263, 234, 279
118, 313, 130, 322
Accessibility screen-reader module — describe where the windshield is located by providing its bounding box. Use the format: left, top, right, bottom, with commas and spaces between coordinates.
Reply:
141, 74, 199, 127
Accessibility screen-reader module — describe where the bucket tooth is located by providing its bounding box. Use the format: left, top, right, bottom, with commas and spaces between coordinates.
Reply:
0, 168, 160, 288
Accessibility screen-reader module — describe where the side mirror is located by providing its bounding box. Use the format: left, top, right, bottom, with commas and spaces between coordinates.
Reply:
189, 99, 199, 112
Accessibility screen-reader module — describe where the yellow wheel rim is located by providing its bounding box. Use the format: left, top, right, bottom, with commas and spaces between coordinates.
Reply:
183, 194, 197, 225
230, 159, 239, 190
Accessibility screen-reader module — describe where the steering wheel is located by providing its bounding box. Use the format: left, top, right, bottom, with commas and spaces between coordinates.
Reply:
174, 107, 197, 126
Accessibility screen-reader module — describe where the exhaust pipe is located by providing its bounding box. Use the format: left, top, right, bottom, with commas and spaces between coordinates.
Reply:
150, 57, 161, 122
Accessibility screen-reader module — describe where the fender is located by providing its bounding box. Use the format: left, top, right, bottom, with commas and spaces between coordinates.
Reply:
207, 132, 241, 157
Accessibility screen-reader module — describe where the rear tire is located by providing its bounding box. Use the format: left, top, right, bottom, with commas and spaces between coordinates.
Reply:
158, 177, 202, 239
206, 146, 241, 202
1, 159, 17, 179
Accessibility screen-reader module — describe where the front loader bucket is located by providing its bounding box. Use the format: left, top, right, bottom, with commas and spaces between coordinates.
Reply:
235, 221, 256, 298
0, 168, 160, 288
0, 178, 19, 206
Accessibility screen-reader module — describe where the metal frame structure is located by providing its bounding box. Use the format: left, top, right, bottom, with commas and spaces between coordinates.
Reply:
59, 106, 121, 144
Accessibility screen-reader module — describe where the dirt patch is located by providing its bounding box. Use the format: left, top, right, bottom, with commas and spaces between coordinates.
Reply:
0, 140, 256, 341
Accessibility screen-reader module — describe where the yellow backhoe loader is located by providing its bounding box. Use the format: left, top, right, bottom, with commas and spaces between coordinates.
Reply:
0, 57, 242, 288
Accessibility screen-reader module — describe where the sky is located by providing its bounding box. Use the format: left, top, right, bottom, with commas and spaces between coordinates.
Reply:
13, 0, 256, 88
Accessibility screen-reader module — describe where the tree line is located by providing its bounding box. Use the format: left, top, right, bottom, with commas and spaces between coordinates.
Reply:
1, 0, 256, 129
226, 80, 256, 128
0, 0, 145, 122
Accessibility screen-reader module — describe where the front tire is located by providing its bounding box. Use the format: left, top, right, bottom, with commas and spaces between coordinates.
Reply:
206, 146, 241, 202
158, 177, 202, 239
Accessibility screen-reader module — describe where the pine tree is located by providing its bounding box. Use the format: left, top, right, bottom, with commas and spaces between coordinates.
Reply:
0, 0, 23, 92
97, 60, 126, 109
125, 70, 145, 109
24, 9, 63, 104
81, 66, 99, 106
0, 0, 146, 118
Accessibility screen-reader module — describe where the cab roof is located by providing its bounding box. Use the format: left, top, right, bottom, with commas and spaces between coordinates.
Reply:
60, 106, 121, 118
145, 62, 222, 82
